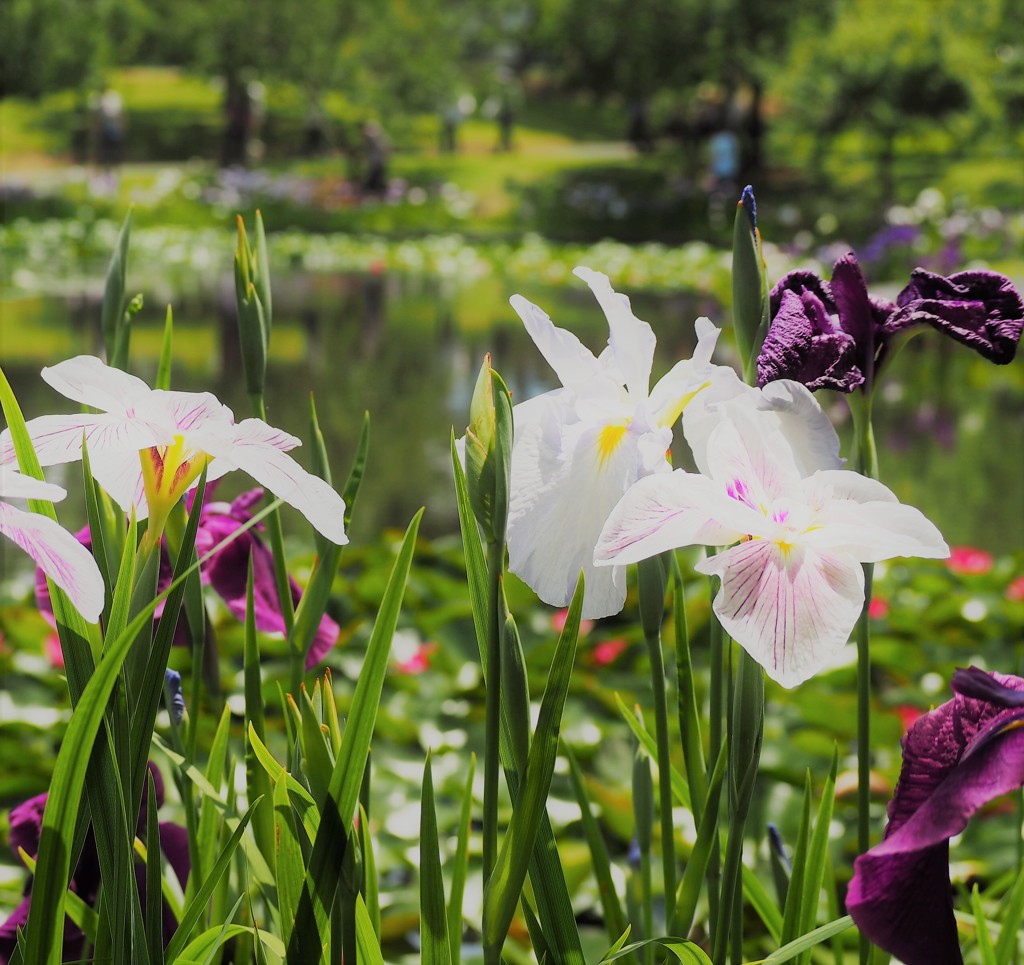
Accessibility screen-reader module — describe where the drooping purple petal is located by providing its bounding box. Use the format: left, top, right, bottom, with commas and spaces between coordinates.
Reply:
888, 268, 1024, 363
0, 895, 85, 965
34, 488, 341, 665
847, 670, 1024, 964
884, 671, 1024, 835
195, 489, 341, 668
951, 665, 1024, 706
1, 762, 189, 965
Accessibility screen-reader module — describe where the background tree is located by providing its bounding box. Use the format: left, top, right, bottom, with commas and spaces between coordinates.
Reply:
782, 0, 975, 200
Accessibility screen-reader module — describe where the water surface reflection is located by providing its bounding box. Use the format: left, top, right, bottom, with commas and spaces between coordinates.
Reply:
3, 270, 1021, 554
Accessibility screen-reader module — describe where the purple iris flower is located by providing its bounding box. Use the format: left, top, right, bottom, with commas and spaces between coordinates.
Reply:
757, 254, 897, 393
0, 763, 190, 964
846, 667, 1024, 965
886, 268, 1024, 364
757, 254, 1023, 393
36, 487, 340, 669
192, 488, 341, 667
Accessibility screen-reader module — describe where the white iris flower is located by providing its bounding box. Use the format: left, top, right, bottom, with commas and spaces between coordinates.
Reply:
596, 384, 949, 686
507, 267, 743, 619
0, 356, 347, 545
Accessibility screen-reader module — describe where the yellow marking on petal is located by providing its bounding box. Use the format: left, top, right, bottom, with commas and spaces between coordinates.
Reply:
658, 381, 712, 428
139, 434, 211, 537
597, 422, 629, 468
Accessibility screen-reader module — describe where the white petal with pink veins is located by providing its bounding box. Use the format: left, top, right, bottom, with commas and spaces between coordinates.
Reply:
1, 413, 168, 468
0, 502, 105, 623
41, 355, 152, 413
704, 412, 803, 510
698, 539, 865, 688
221, 420, 347, 544
595, 470, 750, 566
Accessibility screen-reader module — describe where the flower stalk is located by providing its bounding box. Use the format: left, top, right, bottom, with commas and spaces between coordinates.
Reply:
848, 389, 879, 965
637, 553, 677, 926
464, 355, 514, 965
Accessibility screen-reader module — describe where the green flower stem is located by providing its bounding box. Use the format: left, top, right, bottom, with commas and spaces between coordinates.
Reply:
713, 646, 764, 965
706, 585, 725, 935
849, 392, 878, 965
124, 532, 162, 698
632, 717, 655, 965
671, 555, 706, 815
482, 537, 504, 965
251, 395, 300, 691
638, 555, 677, 926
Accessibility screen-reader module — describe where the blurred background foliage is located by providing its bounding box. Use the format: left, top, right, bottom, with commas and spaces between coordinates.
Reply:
1, 1, 1022, 956
2, 0, 1022, 241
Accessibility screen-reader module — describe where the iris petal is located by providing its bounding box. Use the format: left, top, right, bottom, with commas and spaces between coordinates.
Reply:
573, 267, 657, 400
1, 413, 167, 468
219, 420, 347, 545
41, 355, 153, 412
0, 502, 104, 622
698, 540, 864, 687
509, 293, 611, 398
595, 470, 747, 566
889, 268, 1024, 364
509, 413, 655, 618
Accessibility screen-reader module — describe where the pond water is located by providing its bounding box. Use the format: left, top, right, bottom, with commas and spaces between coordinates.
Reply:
2, 268, 1022, 556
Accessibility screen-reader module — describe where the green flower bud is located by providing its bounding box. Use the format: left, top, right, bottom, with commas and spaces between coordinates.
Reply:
732, 185, 769, 384
234, 212, 272, 399
464, 354, 513, 545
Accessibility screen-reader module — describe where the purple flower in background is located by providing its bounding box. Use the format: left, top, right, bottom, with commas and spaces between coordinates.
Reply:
859, 224, 921, 268
0, 763, 190, 965
757, 255, 1023, 394
194, 488, 341, 668
846, 667, 1024, 965
37, 487, 340, 669
757, 254, 895, 393
887, 268, 1024, 364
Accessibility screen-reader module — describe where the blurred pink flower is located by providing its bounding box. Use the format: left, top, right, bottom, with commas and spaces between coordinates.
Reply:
869, 597, 890, 620
44, 632, 63, 669
551, 608, 593, 637
395, 642, 438, 675
1006, 575, 1024, 602
592, 637, 628, 666
946, 546, 994, 576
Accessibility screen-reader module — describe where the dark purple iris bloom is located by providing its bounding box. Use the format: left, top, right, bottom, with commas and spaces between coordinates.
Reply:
0, 764, 190, 965
36, 487, 340, 669
886, 268, 1024, 364
847, 667, 1024, 965
757, 255, 1023, 393
757, 254, 896, 392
